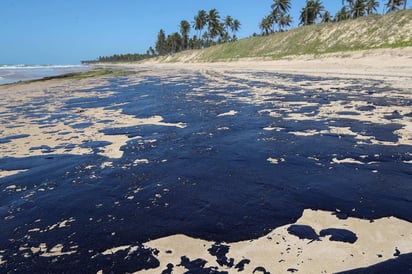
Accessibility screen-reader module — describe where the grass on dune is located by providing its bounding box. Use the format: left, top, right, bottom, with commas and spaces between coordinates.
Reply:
163, 9, 412, 62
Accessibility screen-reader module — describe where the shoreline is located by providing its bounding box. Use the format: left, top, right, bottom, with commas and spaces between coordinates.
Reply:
102, 47, 412, 75
0, 64, 90, 86
4, 47, 411, 88
91, 47, 412, 91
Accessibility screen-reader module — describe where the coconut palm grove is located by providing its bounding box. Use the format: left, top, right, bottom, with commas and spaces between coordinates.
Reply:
83, 0, 408, 63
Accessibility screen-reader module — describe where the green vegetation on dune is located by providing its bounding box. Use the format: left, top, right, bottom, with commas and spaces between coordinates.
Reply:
38, 69, 135, 80
162, 9, 412, 62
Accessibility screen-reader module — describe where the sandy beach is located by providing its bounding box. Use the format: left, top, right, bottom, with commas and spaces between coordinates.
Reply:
142, 47, 412, 82
1, 48, 411, 273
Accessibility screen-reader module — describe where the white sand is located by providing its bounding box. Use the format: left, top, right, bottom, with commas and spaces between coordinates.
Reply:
267, 157, 285, 164
139, 209, 412, 273
332, 157, 365, 165
30, 243, 77, 258
217, 110, 238, 117
0, 169, 28, 178
141, 47, 412, 87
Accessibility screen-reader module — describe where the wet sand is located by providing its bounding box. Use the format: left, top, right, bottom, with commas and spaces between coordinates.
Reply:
0, 48, 411, 273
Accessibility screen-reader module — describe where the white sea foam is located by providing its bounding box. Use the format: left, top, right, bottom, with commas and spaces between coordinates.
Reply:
0, 64, 86, 70
0, 64, 89, 85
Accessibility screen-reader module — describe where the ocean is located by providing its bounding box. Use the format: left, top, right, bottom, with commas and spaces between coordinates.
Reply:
0, 64, 89, 85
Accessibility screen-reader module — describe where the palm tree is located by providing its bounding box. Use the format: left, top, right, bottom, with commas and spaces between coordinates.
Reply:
193, 10, 207, 43
352, 0, 367, 18
259, 15, 274, 35
335, 6, 350, 21
155, 29, 167, 55
365, 0, 380, 14
385, 0, 404, 12
311, 0, 325, 21
223, 15, 234, 42
342, 0, 355, 10
321, 11, 332, 22
386, 0, 396, 12
202, 32, 210, 47
271, 0, 292, 31
224, 16, 233, 32
278, 14, 292, 31
166, 32, 182, 54
300, 0, 324, 25
207, 9, 223, 42
180, 20, 191, 50
342, 0, 356, 17
223, 17, 241, 41
271, 0, 292, 16
147, 46, 156, 56
231, 19, 241, 40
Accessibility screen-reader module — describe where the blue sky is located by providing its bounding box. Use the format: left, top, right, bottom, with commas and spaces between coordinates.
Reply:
0, 0, 407, 64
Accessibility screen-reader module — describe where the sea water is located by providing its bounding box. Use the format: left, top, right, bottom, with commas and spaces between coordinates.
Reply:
0, 64, 89, 85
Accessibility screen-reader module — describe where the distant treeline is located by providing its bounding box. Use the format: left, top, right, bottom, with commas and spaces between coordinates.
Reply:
82, 53, 151, 64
